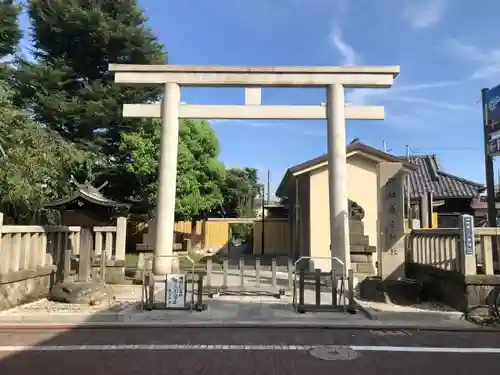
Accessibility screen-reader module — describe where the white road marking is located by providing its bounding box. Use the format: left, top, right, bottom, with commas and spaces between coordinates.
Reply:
0, 344, 499, 354
351, 346, 500, 353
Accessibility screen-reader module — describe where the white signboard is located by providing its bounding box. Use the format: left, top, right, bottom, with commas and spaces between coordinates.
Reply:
165, 273, 186, 308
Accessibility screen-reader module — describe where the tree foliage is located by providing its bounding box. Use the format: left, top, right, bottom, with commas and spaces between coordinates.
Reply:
220, 168, 260, 217
1, 0, 258, 222
12, 0, 228, 219
0, 80, 88, 223
0, 1, 88, 223
15, 0, 165, 154
119, 119, 226, 220
0, 0, 22, 58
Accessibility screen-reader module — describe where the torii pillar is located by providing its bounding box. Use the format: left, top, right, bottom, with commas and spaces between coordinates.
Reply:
326, 83, 350, 272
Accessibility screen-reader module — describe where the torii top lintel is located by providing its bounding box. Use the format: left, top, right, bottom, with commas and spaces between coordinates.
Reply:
108, 64, 400, 88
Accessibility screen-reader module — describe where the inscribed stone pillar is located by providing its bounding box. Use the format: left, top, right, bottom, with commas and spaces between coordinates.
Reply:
377, 162, 406, 279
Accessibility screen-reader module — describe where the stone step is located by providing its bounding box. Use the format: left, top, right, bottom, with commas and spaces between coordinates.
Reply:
350, 244, 376, 253
349, 234, 369, 246
349, 220, 364, 235
350, 253, 372, 263
352, 262, 376, 274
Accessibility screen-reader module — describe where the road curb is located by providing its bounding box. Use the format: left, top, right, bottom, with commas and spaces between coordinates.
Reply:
0, 320, 498, 332
353, 302, 376, 320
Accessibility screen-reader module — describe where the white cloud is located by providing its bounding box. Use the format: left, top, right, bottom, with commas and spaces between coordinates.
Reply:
402, 0, 450, 29
328, 25, 359, 66
445, 40, 500, 80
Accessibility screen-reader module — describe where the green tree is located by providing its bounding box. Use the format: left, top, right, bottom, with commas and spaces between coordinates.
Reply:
0, 80, 88, 223
119, 119, 226, 219
14, 0, 227, 218
0, 1, 87, 223
219, 167, 260, 218
14, 0, 165, 156
0, 0, 22, 58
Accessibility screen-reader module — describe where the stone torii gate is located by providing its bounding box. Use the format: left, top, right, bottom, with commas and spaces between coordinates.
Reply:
109, 64, 400, 275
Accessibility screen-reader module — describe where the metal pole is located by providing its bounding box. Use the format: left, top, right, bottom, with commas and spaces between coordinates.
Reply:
406, 145, 411, 229
267, 169, 271, 204
261, 184, 265, 256
482, 88, 498, 267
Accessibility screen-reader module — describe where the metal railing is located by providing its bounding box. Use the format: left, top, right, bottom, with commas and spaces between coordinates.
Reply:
140, 254, 206, 311
291, 256, 354, 313
204, 257, 293, 296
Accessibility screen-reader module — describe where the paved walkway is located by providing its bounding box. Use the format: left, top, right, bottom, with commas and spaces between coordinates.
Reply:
1, 328, 499, 375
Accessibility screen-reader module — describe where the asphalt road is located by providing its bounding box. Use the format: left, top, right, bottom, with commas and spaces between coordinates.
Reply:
0, 327, 499, 375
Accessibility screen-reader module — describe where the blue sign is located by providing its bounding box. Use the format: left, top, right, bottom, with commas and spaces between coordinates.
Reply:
459, 215, 474, 256
487, 85, 500, 134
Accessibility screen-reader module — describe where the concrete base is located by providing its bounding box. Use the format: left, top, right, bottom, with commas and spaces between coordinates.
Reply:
359, 277, 422, 305
407, 263, 500, 312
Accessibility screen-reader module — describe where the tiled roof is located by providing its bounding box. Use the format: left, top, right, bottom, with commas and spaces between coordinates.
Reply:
403, 155, 484, 199
44, 184, 131, 208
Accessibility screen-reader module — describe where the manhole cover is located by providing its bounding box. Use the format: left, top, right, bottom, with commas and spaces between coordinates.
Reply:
309, 345, 359, 361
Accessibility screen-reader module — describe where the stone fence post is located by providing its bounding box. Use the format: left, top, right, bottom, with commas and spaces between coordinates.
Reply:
115, 217, 127, 262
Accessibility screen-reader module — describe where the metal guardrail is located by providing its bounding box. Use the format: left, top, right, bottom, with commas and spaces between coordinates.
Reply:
204, 257, 292, 297
140, 254, 207, 312
135, 253, 355, 315
291, 256, 354, 314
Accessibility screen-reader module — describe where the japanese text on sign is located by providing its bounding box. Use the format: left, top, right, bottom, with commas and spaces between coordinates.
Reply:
460, 215, 474, 256
385, 177, 399, 243
165, 273, 186, 308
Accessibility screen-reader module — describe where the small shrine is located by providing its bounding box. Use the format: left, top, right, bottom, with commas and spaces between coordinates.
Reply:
44, 180, 130, 227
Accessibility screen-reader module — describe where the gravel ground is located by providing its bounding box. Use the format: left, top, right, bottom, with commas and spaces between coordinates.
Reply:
0, 285, 144, 316
0, 299, 134, 315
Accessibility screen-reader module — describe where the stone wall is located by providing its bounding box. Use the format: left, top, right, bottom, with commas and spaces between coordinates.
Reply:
0, 266, 54, 310
406, 263, 500, 312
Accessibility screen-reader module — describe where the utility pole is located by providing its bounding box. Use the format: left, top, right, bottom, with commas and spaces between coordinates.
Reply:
406, 145, 411, 227
497, 169, 500, 197
267, 169, 271, 204
261, 183, 265, 256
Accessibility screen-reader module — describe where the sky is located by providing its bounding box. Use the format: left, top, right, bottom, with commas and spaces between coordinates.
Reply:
18, 0, 500, 197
